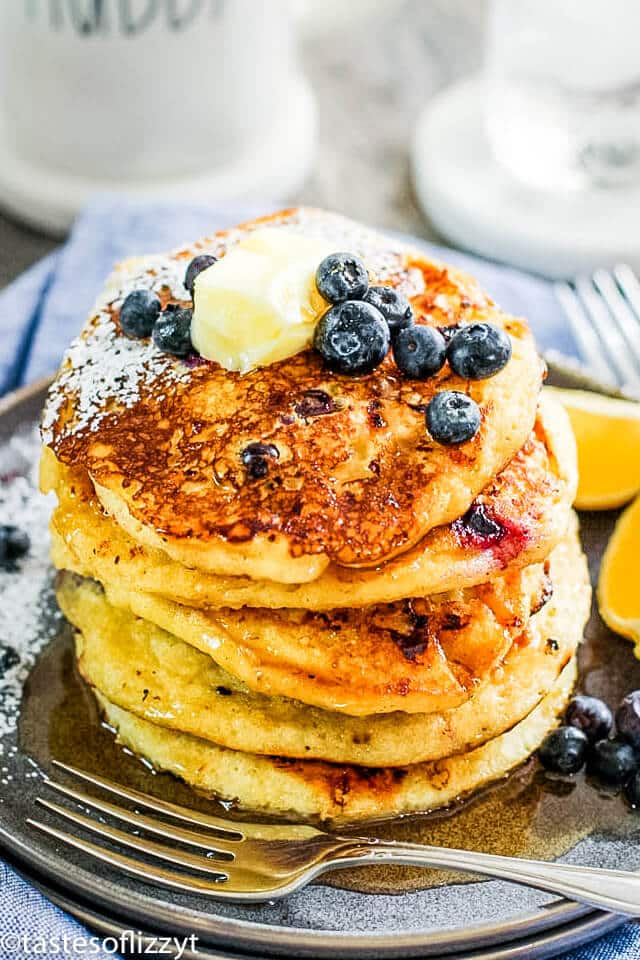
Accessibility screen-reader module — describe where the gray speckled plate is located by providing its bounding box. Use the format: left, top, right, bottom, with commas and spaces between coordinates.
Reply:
0, 375, 637, 959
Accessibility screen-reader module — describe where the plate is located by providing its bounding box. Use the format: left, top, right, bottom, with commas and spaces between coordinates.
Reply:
411, 77, 640, 278
0, 377, 637, 959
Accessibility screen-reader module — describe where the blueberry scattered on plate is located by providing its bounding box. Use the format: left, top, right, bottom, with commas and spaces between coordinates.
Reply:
392, 326, 446, 379
313, 301, 390, 376
616, 691, 640, 750
0, 524, 30, 571
566, 695, 613, 743
538, 726, 589, 775
539, 689, 640, 803
119, 289, 161, 339
426, 391, 481, 445
0, 643, 20, 675
589, 738, 638, 784
626, 770, 640, 807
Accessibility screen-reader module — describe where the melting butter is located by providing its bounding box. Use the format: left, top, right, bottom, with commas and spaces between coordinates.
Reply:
191, 228, 335, 373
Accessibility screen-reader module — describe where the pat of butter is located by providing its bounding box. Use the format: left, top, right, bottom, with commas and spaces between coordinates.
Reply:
191, 228, 336, 373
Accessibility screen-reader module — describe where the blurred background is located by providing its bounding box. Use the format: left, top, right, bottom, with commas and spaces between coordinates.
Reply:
0, 0, 638, 285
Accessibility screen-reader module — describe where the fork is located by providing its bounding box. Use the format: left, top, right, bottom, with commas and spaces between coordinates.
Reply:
554, 264, 640, 397
26, 761, 640, 914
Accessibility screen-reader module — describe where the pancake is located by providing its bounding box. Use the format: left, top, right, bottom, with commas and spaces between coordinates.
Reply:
41, 208, 544, 584
55, 509, 558, 717
95, 658, 577, 824
44, 394, 576, 610
60, 522, 589, 765
88, 566, 549, 718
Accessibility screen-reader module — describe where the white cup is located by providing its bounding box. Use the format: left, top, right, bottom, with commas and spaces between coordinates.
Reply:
0, 0, 298, 181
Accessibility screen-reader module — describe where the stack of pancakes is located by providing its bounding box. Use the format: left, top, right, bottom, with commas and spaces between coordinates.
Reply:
40, 209, 590, 824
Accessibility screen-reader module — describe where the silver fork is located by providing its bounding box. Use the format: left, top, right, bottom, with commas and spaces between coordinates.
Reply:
26, 761, 640, 914
554, 264, 640, 397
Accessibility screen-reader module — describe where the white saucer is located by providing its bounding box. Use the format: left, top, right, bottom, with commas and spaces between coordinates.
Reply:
0, 79, 317, 237
411, 77, 640, 279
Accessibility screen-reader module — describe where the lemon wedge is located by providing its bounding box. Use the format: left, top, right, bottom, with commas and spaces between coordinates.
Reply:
598, 493, 640, 652
544, 386, 640, 509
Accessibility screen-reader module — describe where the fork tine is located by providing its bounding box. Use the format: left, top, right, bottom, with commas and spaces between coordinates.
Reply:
35, 797, 232, 874
42, 780, 238, 856
50, 762, 326, 845
51, 761, 243, 839
554, 281, 618, 386
592, 268, 640, 376
27, 817, 240, 897
574, 275, 640, 389
614, 264, 640, 321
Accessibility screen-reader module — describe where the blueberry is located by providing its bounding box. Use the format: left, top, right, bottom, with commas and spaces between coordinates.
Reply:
315, 253, 369, 304
3, 525, 30, 559
0, 644, 19, 675
566, 695, 613, 743
393, 325, 446, 379
589, 737, 639, 784
185, 254, 217, 297
457, 503, 505, 544
364, 286, 413, 331
616, 691, 640, 750
447, 323, 512, 380
294, 390, 336, 418
626, 769, 640, 807
119, 289, 161, 338
539, 725, 589, 774
0, 525, 30, 569
426, 391, 481, 445
313, 301, 389, 376
152, 307, 193, 357
241, 442, 279, 480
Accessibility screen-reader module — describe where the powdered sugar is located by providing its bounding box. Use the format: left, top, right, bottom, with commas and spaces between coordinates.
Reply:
41, 253, 192, 447
0, 426, 60, 740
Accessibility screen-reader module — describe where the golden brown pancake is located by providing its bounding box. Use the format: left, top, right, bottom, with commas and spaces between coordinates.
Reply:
41, 209, 543, 584
91, 560, 550, 717
59, 520, 589, 765
44, 394, 576, 610
96, 658, 577, 824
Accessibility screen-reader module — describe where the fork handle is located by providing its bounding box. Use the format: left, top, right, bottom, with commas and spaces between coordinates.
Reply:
341, 841, 640, 916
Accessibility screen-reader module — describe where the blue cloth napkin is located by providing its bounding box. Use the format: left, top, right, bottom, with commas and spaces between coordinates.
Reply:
0, 864, 117, 959
0, 197, 635, 959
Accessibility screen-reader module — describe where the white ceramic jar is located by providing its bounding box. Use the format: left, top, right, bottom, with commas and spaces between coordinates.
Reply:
0, 0, 316, 232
